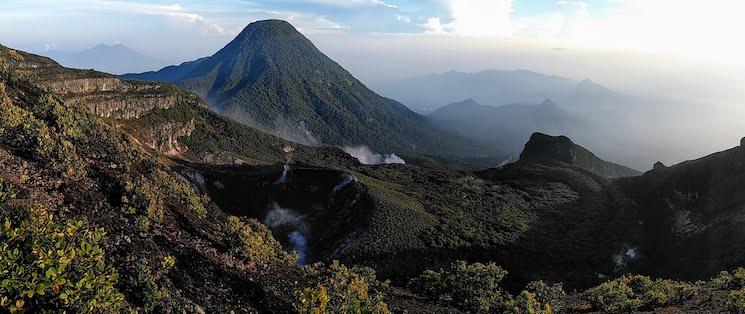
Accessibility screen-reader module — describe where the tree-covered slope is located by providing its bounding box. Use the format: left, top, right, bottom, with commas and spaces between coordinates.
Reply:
123, 20, 493, 157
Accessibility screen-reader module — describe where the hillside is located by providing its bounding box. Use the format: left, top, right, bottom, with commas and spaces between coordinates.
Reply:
430, 99, 581, 155
123, 20, 491, 158
618, 139, 745, 280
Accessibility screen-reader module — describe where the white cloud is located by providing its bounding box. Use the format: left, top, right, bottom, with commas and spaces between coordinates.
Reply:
302, 0, 397, 9
396, 14, 411, 23
423, 17, 452, 34
421, 0, 512, 37
138, 4, 225, 34
449, 0, 513, 37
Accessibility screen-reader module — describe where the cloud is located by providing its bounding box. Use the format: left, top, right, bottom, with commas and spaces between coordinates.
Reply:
134, 3, 225, 34
301, 0, 397, 9
449, 0, 513, 37
423, 17, 452, 34
420, 0, 513, 37
396, 14, 411, 23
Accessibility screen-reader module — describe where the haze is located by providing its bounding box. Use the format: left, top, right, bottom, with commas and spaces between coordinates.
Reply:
1, 0, 743, 169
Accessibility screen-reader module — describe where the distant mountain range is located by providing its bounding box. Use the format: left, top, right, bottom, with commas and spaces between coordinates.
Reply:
429, 98, 582, 155
123, 20, 494, 158
44, 43, 166, 75
373, 69, 622, 113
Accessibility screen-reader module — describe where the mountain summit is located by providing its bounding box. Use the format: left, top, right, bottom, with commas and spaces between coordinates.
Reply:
124, 20, 487, 156
519, 132, 640, 177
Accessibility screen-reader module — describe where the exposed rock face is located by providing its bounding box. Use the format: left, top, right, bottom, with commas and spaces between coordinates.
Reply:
741, 137, 745, 148
653, 161, 667, 171
73, 93, 177, 119
147, 119, 196, 156
44, 77, 124, 94
41, 78, 180, 119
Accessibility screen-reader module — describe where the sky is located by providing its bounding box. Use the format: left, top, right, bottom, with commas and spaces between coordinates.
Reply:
0, 0, 744, 167
2, 0, 745, 66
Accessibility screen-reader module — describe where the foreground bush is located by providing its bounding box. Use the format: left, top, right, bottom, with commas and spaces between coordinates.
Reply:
584, 274, 698, 313
0, 204, 125, 312
409, 261, 508, 313
295, 261, 390, 314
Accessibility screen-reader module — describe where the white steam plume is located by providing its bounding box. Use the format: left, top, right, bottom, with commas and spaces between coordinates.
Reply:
342, 145, 405, 165
264, 203, 310, 265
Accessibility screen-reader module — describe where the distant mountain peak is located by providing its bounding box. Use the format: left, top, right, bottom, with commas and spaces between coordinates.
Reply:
540, 99, 556, 106
89, 43, 129, 50
520, 132, 640, 177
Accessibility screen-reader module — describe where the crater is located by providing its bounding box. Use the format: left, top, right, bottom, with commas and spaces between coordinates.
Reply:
177, 162, 372, 265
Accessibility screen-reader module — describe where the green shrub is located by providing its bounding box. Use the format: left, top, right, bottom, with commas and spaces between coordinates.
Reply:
408, 261, 508, 313
526, 281, 566, 313
120, 175, 164, 222
224, 216, 296, 265
295, 261, 390, 314
0, 177, 15, 205
0, 204, 125, 313
156, 170, 208, 217
728, 287, 745, 313
137, 263, 169, 312
504, 290, 553, 314
408, 269, 453, 301
584, 274, 698, 313
711, 268, 745, 290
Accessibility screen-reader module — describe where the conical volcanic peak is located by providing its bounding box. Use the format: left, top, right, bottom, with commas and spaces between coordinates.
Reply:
123, 20, 491, 157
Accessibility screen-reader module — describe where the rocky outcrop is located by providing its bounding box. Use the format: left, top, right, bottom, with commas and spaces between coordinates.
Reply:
147, 119, 196, 156
72, 93, 178, 119
39, 77, 180, 119
44, 78, 124, 95
519, 132, 641, 177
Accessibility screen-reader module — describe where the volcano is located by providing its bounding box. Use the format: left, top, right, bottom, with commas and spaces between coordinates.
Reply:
123, 20, 491, 158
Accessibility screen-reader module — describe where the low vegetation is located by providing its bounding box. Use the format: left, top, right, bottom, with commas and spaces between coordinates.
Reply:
0, 202, 125, 313
583, 275, 698, 313
408, 261, 563, 313
295, 261, 390, 314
